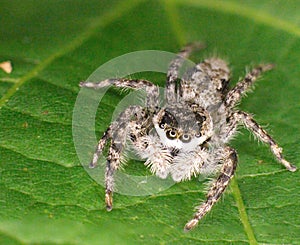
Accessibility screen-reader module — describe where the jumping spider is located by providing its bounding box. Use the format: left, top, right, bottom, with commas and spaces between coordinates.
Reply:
80, 43, 296, 231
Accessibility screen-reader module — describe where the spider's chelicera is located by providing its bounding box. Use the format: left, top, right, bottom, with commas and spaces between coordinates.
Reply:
80, 43, 296, 231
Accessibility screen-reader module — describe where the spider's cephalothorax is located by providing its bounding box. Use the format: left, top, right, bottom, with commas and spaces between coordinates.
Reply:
80, 43, 296, 231
153, 103, 212, 152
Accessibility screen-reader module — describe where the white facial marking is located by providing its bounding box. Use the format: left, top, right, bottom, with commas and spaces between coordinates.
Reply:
154, 124, 208, 151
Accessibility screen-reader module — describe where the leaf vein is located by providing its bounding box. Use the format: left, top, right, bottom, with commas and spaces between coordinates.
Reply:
172, 0, 300, 37
0, 0, 144, 109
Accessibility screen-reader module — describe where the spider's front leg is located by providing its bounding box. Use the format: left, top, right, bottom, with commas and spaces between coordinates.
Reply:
89, 127, 111, 168
105, 140, 122, 211
184, 147, 238, 231
91, 105, 144, 211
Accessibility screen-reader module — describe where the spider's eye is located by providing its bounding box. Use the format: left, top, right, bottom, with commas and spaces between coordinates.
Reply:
180, 134, 191, 143
166, 129, 177, 139
195, 132, 202, 138
159, 123, 165, 129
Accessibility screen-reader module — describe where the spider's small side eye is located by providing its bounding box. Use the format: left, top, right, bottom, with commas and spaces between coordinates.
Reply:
180, 134, 191, 143
195, 132, 202, 138
159, 123, 165, 129
166, 129, 177, 139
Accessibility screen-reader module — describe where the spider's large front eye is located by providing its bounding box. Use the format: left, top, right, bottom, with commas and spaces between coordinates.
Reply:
166, 129, 177, 139
180, 134, 191, 143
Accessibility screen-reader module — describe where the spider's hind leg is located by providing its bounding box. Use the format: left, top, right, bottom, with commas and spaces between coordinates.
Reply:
225, 64, 274, 108
235, 111, 297, 172
166, 42, 205, 103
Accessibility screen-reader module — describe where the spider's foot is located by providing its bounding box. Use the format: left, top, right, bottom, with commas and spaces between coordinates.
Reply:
184, 218, 199, 232
186, 41, 206, 51
79, 81, 94, 87
89, 161, 96, 168
105, 191, 113, 211
259, 63, 275, 72
282, 159, 297, 172
79, 80, 111, 89
289, 165, 297, 172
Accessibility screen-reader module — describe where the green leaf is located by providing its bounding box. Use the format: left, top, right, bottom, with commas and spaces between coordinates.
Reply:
1, 0, 299, 244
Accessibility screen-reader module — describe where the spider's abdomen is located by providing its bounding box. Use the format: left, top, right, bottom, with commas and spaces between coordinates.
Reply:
181, 58, 230, 110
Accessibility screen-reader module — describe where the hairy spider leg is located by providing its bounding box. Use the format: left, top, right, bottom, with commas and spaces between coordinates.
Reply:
105, 105, 145, 210
184, 147, 238, 231
105, 141, 121, 211
86, 105, 143, 211
235, 111, 296, 172
89, 127, 111, 168
225, 64, 274, 109
166, 42, 205, 103
80, 78, 159, 110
